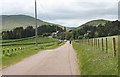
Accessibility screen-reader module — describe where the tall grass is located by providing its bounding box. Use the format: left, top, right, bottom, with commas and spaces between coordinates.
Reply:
87, 36, 118, 56
72, 36, 118, 75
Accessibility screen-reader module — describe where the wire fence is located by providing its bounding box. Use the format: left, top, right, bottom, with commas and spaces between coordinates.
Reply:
74, 37, 118, 57
2, 41, 63, 56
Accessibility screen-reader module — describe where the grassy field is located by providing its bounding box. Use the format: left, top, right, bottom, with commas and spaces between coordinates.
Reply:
89, 35, 118, 56
1, 37, 66, 68
1, 37, 56, 45
98, 36, 118, 53
1, 15, 54, 31
0, 36, 35, 42
73, 36, 118, 75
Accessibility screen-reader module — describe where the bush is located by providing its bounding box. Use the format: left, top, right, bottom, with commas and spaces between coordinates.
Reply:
78, 35, 83, 39
52, 35, 56, 38
42, 33, 51, 37
40, 46, 44, 49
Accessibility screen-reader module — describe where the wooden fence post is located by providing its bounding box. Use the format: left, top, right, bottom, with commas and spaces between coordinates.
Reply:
94, 38, 96, 47
88, 39, 89, 45
98, 39, 99, 48
3, 50, 5, 54
92, 39, 93, 46
90, 39, 91, 46
7, 50, 9, 53
106, 38, 108, 53
90, 39, 91, 45
113, 38, 116, 57
11, 49, 13, 52
85, 39, 86, 44
96, 39, 97, 48
102, 38, 104, 51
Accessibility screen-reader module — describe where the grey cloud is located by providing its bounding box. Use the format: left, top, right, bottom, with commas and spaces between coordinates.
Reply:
37, 5, 117, 21
1, 0, 118, 27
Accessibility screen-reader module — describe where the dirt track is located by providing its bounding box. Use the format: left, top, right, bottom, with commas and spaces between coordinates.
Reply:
2, 41, 80, 75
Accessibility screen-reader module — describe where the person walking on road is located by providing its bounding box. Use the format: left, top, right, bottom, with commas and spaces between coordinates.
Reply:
69, 40, 71, 44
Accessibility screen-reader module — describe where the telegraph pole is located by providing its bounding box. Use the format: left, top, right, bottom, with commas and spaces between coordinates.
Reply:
35, 0, 38, 47
56, 26, 57, 32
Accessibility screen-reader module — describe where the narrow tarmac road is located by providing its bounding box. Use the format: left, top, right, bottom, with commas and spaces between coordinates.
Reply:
2, 41, 80, 75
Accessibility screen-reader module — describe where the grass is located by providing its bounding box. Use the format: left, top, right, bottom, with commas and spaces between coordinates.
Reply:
2, 15, 54, 31
1, 37, 56, 45
2, 37, 57, 52
0, 36, 35, 42
80, 19, 109, 28
87, 35, 118, 56
97, 36, 118, 55
72, 36, 118, 75
1, 37, 66, 68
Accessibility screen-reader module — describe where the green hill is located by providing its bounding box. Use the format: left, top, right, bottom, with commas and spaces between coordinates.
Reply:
80, 19, 110, 27
1, 15, 64, 31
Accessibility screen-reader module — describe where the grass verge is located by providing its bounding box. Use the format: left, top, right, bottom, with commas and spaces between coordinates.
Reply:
72, 41, 118, 75
2, 41, 66, 68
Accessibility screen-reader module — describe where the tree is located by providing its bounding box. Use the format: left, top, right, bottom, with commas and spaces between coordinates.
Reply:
71, 20, 120, 39
24, 26, 35, 37
65, 32, 72, 40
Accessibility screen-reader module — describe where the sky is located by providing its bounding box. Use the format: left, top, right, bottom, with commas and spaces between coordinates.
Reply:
0, 0, 119, 27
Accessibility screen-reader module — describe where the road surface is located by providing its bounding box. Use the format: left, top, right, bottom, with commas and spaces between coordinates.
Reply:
2, 41, 80, 75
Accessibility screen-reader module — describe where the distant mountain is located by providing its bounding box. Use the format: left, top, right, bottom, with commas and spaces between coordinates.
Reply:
1, 15, 65, 31
80, 19, 110, 27
68, 27, 76, 29
66, 27, 76, 32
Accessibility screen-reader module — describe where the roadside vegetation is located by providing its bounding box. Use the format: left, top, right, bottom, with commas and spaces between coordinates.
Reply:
1, 20, 66, 69
72, 36, 118, 75
1, 37, 66, 68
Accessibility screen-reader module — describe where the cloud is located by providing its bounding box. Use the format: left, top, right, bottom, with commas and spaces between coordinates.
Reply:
0, 0, 119, 27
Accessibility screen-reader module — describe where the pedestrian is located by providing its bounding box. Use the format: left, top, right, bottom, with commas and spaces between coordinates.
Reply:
69, 40, 71, 44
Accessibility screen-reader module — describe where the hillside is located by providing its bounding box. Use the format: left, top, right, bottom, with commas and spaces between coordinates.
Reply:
80, 19, 110, 27
1, 15, 64, 31
66, 27, 76, 32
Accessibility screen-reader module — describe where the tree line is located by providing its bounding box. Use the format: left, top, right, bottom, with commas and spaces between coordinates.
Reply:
2, 25, 65, 40
72, 20, 120, 39
56, 20, 120, 40
2, 20, 119, 40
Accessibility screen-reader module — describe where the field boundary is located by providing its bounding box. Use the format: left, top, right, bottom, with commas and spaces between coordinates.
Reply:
2, 41, 65, 68
1, 41, 56, 46
74, 37, 118, 57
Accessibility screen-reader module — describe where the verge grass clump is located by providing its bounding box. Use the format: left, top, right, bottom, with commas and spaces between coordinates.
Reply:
72, 41, 118, 75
